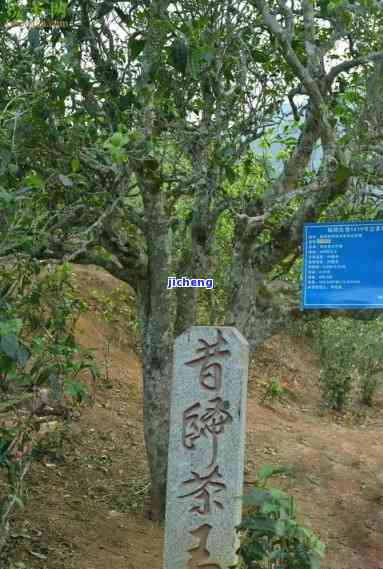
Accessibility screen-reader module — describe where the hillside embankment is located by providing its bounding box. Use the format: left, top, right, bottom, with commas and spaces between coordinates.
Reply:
3, 264, 383, 569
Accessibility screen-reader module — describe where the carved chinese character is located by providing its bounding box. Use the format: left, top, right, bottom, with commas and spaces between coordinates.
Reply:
183, 402, 202, 450
187, 524, 222, 569
185, 329, 231, 391
200, 397, 233, 467
179, 465, 226, 515
182, 399, 233, 467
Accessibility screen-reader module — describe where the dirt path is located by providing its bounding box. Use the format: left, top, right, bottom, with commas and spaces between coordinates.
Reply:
4, 266, 383, 569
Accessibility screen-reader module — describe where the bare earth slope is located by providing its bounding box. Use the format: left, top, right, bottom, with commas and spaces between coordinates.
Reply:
4, 265, 383, 569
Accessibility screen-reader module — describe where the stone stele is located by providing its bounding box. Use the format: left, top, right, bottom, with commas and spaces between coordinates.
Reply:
163, 326, 249, 569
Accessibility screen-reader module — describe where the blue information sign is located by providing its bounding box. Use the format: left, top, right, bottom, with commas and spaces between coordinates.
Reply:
302, 221, 383, 309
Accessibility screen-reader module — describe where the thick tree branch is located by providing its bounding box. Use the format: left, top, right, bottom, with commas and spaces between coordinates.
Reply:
263, 103, 321, 205
287, 86, 302, 122
251, 0, 324, 109
325, 50, 383, 89
277, 0, 295, 36
302, 0, 317, 76
251, 0, 338, 165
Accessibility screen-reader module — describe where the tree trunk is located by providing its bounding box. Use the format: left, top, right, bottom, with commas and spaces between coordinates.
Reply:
225, 223, 299, 350
225, 265, 299, 350
138, 181, 174, 521
174, 245, 198, 336
140, 325, 173, 520
174, 173, 220, 335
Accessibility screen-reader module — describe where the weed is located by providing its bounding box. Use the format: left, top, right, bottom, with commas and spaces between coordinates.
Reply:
235, 464, 325, 569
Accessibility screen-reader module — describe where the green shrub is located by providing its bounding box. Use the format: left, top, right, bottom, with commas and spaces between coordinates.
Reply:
315, 317, 356, 411
90, 285, 139, 348
314, 317, 383, 411
359, 371, 382, 407
0, 259, 98, 553
287, 314, 318, 338
235, 464, 325, 569
353, 320, 383, 406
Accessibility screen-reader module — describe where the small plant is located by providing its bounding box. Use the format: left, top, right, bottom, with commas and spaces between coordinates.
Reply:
261, 378, 285, 405
359, 371, 383, 407
319, 366, 354, 413
314, 317, 383, 411
235, 464, 325, 569
354, 323, 383, 406
315, 318, 357, 411
90, 286, 139, 348
0, 259, 98, 553
287, 314, 318, 339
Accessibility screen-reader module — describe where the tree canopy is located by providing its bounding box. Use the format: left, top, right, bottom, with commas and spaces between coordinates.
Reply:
1, 0, 383, 518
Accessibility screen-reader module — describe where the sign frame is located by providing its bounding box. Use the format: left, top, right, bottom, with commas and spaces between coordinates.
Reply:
302, 220, 383, 310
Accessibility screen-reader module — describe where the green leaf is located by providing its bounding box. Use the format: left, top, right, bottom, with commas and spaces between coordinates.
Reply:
0, 329, 29, 367
89, 365, 99, 382
17, 344, 29, 368
51, 0, 68, 18
118, 92, 139, 110
275, 519, 287, 536
252, 49, 269, 63
0, 190, 13, 203
21, 237, 34, 254
70, 159, 80, 173
202, 49, 214, 64
11, 495, 24, 508
335, 164, 351, 185
65, 380, 86, 399
23, 173, 44, 189
261, 501, 279, 514
28, 28, 40, 50
109, 132, 127, 147
269, 488, 289, 500
257, 463, 289, 483
129, 37, 146, 60
169, 38, 188, 74
7, 163, 19, 175
1, 334, 20, 360
245, 515, 278, 533
225, 165, 236, 184
242, 488, 271, 507
48, 373, 62, 400
188, 47, 201, 79
0, 353, 15, 375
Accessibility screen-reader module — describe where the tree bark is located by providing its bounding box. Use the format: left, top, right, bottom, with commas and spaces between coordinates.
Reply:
137, 180, 174, 521
224, 247, 299, 351
140, 327, 173, 520
174, 244, 198, 337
